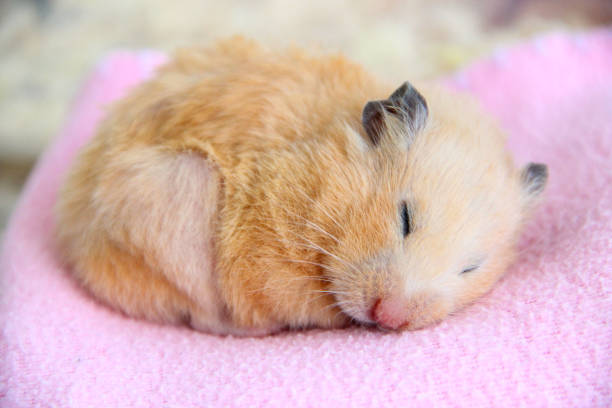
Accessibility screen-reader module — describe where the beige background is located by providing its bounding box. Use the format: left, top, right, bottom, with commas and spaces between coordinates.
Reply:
1, 0, 610, 232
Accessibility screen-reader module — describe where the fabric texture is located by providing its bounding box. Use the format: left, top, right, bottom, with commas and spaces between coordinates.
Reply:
1, 31, 611, 407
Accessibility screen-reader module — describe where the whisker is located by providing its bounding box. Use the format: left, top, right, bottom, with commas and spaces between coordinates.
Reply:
300, 292, 335, 307
292, 186, 347, 235
244, 223, 360, 277
248, 214, 336, 246
278, 206, 342, 245
274, 258, 345, 277
296, 235, 361, 275
254, 253, 339, 276
309, 289, 352, 296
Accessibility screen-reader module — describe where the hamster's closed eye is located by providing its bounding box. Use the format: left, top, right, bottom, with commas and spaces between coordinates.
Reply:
460, 263, 481, 275
400, 201, 412, 237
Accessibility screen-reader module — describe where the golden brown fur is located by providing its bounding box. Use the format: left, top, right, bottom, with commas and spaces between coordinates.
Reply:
55, 37, 546, 335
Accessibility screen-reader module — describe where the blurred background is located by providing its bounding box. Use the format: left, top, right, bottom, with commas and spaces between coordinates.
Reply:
1, 0, 611, 233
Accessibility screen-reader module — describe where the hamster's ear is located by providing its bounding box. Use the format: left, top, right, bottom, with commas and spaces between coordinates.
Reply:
362, 81, 429, 146
520, 162, 548, 203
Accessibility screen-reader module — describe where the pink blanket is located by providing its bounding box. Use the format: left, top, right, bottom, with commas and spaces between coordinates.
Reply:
1, 31, 611, 407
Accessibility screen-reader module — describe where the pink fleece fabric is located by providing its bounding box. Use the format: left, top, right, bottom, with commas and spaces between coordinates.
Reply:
1, 31, 611, 407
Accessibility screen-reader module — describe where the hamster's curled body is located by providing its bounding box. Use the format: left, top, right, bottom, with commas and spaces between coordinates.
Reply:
55, 37, 547, 336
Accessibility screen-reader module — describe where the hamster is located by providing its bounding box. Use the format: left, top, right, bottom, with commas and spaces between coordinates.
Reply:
55, 37, 548, 336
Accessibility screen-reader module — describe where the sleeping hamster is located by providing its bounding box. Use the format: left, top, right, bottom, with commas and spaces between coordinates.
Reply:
55, 37, 547, 336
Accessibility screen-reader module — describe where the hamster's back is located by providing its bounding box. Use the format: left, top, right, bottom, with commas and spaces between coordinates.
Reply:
103, 37, 385, 166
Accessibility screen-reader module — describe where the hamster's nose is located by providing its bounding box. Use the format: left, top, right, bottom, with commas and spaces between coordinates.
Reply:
371, 297, 409, 330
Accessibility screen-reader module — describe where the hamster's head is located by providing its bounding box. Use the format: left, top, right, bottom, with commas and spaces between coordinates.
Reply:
311, 82, 548, 331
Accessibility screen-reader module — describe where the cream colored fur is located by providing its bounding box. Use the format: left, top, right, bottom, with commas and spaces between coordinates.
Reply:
55, 37, 546, 335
